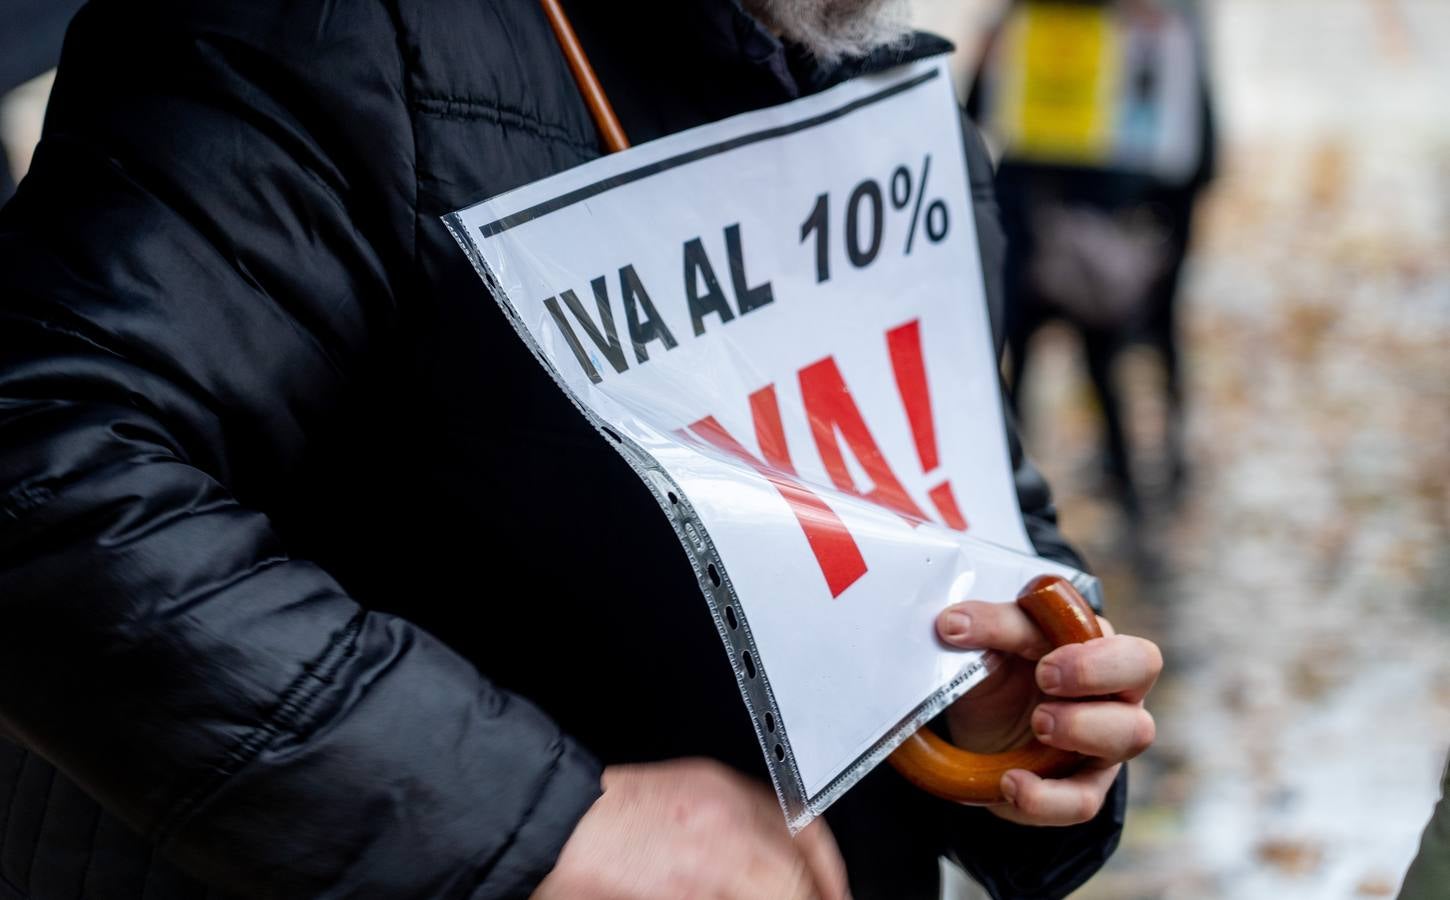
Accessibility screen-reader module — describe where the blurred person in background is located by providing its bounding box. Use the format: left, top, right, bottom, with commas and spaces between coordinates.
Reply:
1399, 759, 1450, 898
0, 1, 1166, 898
969, 0, 1216, 516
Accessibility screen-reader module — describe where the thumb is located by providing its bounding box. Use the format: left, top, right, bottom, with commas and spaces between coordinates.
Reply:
937, 599, 1052, 660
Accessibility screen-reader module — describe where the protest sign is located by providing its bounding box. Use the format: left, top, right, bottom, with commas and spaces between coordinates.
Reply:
981, 2, 1203, 183
446, 56, 1097, 829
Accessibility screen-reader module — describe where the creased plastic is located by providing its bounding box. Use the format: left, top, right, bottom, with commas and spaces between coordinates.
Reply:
444, 56, 1100, 830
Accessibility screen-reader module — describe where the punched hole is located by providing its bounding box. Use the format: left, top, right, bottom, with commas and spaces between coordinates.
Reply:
667, 491, 679, 505
765, 712, 775, 733
602, 428, 621, 443
774, 743, 785, 761
707, 563, 721, 587
742, 650, 756, 679
725, 606, 738, 630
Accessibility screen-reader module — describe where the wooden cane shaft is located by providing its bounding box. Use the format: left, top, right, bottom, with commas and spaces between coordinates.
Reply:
538, 0, 631, 153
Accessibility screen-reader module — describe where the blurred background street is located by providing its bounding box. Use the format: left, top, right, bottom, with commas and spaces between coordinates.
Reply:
917, 0, 1450, 896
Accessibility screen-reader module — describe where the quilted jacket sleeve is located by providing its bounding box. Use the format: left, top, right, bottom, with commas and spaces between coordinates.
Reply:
0, 2, 599, 897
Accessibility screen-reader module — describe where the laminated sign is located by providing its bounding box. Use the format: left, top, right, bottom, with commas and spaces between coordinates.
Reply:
447, 56, 1098, 829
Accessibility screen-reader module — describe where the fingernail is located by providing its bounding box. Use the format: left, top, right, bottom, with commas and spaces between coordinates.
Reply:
942, 611, 971, 639
1000, 773, 1019, 805
1037, 663, 1062, 692
1032, 707, 1055, 738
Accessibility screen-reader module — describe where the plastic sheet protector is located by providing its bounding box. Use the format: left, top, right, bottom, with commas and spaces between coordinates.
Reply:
446, 56, 1098, 829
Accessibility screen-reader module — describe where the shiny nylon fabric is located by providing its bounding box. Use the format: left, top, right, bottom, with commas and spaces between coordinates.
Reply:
0, 1, 1121, 897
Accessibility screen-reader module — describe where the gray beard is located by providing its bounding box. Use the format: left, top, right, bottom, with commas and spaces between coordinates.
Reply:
741, 0, 914, 63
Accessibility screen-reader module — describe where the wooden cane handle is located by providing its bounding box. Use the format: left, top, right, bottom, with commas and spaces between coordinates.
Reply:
886, 575, 1103, 804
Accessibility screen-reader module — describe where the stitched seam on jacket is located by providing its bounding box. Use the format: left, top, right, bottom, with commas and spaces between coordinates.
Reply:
380, 0, 421, 314
468, 733, 567, 893
43, 134, 356, 391
139, 845, 154, 900
0, 486, 55, 523
0, 750, 26, 889
75, 801, 103, 899
412, 96, 597, 155
20, 766, 55, 894
378, 0, 418, 288
0, 308, 229, 477
151, 612, 366, 846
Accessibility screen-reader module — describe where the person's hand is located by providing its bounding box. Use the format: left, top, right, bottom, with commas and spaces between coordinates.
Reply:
936, 599, 1162, 826
533, 758, 850, 900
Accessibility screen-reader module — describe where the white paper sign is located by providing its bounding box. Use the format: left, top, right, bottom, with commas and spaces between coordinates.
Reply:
446, 57, 1095, 829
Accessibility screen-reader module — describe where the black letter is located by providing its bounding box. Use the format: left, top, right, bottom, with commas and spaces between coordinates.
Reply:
542, 281, 627, 384
725, 223, 774, 315
683, 237, 735, 337
620, 265, 677, 363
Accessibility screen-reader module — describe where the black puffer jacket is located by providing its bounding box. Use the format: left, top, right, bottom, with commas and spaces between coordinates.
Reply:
0, 1, 1124, 897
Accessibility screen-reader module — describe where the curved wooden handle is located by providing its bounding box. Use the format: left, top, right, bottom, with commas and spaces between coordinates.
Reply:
887, 575, 1103, 804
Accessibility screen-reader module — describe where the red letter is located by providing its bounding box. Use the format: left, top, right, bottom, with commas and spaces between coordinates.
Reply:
887, 320, 968, 531
686, 385, 868, 598
798, 356, 927, 523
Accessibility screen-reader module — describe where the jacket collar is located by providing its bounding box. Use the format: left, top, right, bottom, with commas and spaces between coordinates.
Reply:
651, 0, 956, 99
